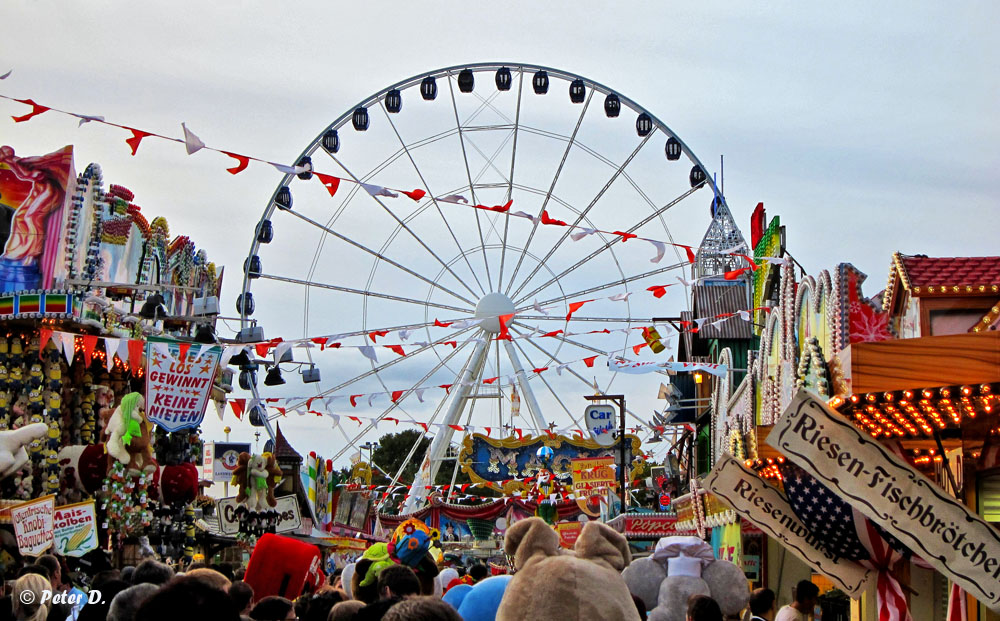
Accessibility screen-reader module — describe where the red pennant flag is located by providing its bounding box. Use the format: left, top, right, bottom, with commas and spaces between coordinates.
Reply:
127, 339, 144, 370
11, 99, 50, 123
540, 210, 567, 226
461, 484, 470, 493
566, 300, 592, 321
254, 342, 271, 357
403, 189, 426, 201
434, 318, 453, 328
230, 399, 246, 419
275, 407, 286, 416
583, 355, 598, 367
545, 430, 556, 440
725, 267, 750, 280
311, 337, 329, 350
38, 329, 52, 360
484, 427, 492, 437
448, 424, 465, 432
349, 395, 362, 408
483, 376, 499, 385
632, 342, 648, 355
532, 367, 549, 374
386, 344, 406, 357
348, 415, 362, 425
514, 428, 523, 441
735, 253, 759, 270
177, 342, 191, 362
81, 335, 98, 367
439, 384, 453, 394
306, 397, 317, 410
542, 330, 563, 338
614, 231, 637, 242
384, 417, 400, 425
391, 390, 404, 403
417, 422, 429, 432
573, 429, 584, 439
497, 313, 514, 341
222, 151, 250, 175
368, 330, 389, 342
124, 128, 153, 156
444, 341, 457, 349
678, 244, 696, 264
314, 172, 342, 197
475, 199, 513, 213
647, 285, 670, 298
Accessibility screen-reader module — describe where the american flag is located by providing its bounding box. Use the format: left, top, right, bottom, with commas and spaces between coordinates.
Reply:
779, 462, 872, 560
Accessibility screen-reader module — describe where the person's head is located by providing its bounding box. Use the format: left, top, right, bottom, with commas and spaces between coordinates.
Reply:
749, 588, 776, 618
187, 561, 208, 571
377, 564, 420, 600
794, 580, 819, 610
108, 583, 159, 621
133, 559, 174, 586
17, 564, 50, 582
12, 573, 51, 621
303, 589, 347, 621
468, 563, 488, 583
136, 577, 240, 621
212, 563, 236, 582
233, 566, 246, 582
92, 569, 122, 589
230, 580, 255, 615
327, 600, 365, 621
687, 594, 722, 621
186, 567, 232, 592
382, 596, 462, 621
37, 554, 62, 587
120, 565, 136, 584
250, 595, 296, 621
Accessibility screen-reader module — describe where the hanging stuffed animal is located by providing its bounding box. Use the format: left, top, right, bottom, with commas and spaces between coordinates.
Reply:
106, 392, 157, 474
233, 452, 282, 511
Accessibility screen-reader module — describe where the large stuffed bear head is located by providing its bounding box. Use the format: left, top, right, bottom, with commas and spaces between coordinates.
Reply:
622, 536, 749, 621
496, 517, 640, 621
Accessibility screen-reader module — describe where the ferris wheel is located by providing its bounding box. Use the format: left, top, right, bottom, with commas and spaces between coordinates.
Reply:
236, 63, 723, 511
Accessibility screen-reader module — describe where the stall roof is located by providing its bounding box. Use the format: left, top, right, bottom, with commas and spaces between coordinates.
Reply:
692, 283, 753, 339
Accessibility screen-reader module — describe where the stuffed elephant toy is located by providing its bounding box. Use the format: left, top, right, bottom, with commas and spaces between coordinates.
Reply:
622, 536, 749, 621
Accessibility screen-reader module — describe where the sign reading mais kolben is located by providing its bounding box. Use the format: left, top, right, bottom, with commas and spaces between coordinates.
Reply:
703, 454, 874, 597
769, 389, 1000, 613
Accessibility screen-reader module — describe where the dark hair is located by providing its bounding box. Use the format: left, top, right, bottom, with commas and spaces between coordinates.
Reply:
687, 594, 722, 621
121, 566, 136, 584
76, 579, 131, 621
749, 588, 776, 615
133, 559, 175, 586
229, 581, 255, 613
249, 595, 295, 621
233, 566, 246, 582
38, 555, 62, 581
302, 589, 347, 621
92, 569, 122, 589
468, 563, 488, 582
377, 565, 420, 599
382, 596, 462, 621
795, 580, 819, 604
211, 563, 235, 582
17, 564, 50, 580
137, 576, 240, 621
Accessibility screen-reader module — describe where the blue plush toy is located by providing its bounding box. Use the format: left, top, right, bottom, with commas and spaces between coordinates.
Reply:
455, 575, 512, 621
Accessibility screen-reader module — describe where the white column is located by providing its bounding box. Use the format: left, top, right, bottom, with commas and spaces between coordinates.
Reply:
502, 339, 547, 431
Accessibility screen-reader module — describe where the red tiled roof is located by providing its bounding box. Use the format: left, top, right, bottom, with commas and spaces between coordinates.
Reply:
273, 423, 302, 463
897, 254, 1000, 292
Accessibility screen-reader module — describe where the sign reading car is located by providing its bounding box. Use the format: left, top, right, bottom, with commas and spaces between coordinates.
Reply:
217, 495, 301, 536
584, 403, 617, 447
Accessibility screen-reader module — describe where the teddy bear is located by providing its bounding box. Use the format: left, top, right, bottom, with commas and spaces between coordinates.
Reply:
496, 517, 640, 621
622, 536, 749, 621
0, 422, 48, 478
233, 452, 282, 511
106, 392, 157, 474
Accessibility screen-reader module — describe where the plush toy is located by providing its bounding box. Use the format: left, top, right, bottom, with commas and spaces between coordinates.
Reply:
106, 392, 157, 474
233, 452, 282, 511
0, 423, 48, 478
622, 536, 749, 621
28, 363, 43, 389
352, 518, 442, 603
496, 517, 639, 621
160, 462, 199, 505
244, 533, 324, 600
454, 575, 513, 621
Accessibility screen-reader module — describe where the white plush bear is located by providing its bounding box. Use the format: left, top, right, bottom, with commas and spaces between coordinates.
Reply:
0, 423, 48, 478
622, 535, 749, 621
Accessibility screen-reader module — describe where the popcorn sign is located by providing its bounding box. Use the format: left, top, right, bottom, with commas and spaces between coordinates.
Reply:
144, 339, 222, 431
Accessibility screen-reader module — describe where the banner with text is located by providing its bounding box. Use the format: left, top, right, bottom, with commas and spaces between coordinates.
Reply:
769, 389, 1000, 612
217, 495, 301, 536
703, 455, 874, 597
145, 339, 222, 431
11, 494, 55, 557
214, 442, 252, 482
570, 457, 616, 496
54, 500, 97, 557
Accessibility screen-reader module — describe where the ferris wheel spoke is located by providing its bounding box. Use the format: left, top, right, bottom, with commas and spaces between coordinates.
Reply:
516, 259, 688, 310
515, 315, 644, 323
446, 73, 493, 291
497, 68, 524, 294
508, 130, 656, 301
257, 273, 471, 314
287, 208, 476, 307
507, 333, 584, 430
504, 89, 594, 295
377, 103, 489, 296
328, 153, 484, 299
511, 321, 608, 356
512, 187, 697, 306
326, 338, 475, 463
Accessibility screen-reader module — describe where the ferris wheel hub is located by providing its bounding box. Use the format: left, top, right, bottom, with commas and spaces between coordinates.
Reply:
475, 292, 515, 333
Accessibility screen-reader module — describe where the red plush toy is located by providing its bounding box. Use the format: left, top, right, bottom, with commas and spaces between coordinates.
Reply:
159, 462, 199, 505
244, 534, 324, 600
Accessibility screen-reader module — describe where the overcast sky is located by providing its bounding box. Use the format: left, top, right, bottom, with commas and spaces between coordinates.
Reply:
2, 2, 997, 475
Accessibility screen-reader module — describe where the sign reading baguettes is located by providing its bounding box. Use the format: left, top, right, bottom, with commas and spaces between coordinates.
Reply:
770, 389, 1000, 612
703, 455, 874, 597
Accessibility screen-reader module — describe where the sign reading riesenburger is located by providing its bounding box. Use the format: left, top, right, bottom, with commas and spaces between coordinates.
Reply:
703, 454, 874, 597
769, 389, 1000, 613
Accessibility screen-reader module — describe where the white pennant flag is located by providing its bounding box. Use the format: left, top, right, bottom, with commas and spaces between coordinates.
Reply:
760, 256, 788, 266
117, 338, 130, 364
648, 240, 667, 264
0, 69, 11, 80
398, 329, 413, 342
439, 194, 468, 204
694, 318, 710, 329
153, 342, 171, 359
415, 388, 426, 403
718, 244, 745, 255
737, 310, 751, 322
220, 345, 241, 367
361, 183, 399, 199
58, 332, 75, 365
555, 363, 570, 376
103, 337, 120, 370
359, 345, 378, 363
571, 228, 597, 242
511, 211, 536, 221
274, 342, 294, 363
214, 400, 226, 421
608, 292, 632, 302
676, 275, 696, 288
450, 318, 483, 329
368, 394, 378, 407
532, 300, 550, 315
76, 114, 104, 127
181, 123, 206, 154
414, 341, 429, 347
271, 162, 307, 175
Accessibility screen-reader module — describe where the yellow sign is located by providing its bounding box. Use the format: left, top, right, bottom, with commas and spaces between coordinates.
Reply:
570, 457, 615, 496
